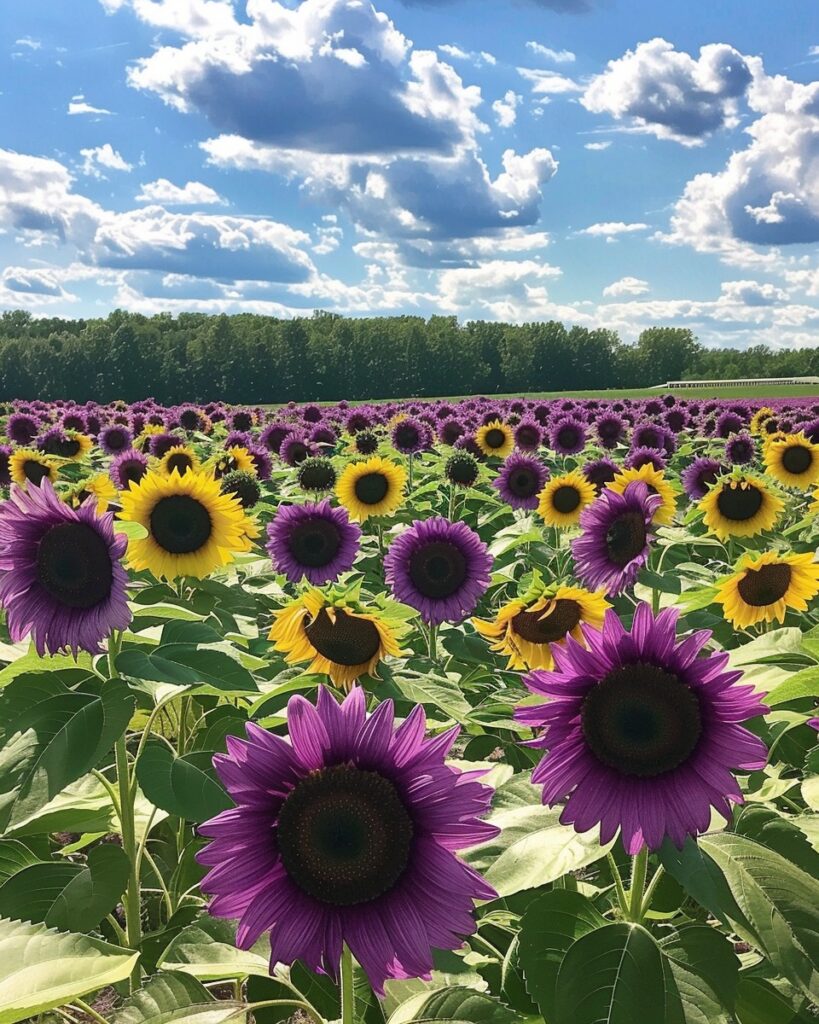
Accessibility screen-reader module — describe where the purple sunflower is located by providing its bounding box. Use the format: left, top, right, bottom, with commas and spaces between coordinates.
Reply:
99, 424, 133, 455
513, 418, 543, 452
582, 457, 618, 493
0, 445, 12, 487
280, 431, 316, 467
7, 412, 40, 446
384, 517, 492, 625
516, 603, 768, 853
110, 449, 149, 490
266, 499, 361, 585
681, 457, 723, 500
625, 446, 667, 472
572, 481, 661, 596
0, 480, 131, 655
198, 687, 497, 993
391, 417, 431, 455
725, 432, 755, 465
550, 417, 587, 455
595, 413, 627, 449
493, 453, 549, 510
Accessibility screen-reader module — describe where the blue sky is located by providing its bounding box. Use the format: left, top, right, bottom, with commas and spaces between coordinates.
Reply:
1, 0, 817, 348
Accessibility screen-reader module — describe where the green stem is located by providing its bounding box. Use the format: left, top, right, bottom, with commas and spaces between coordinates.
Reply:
651, 586, 661, 614
606, 852, 629, 919
115, 733, 142, 991
447, 486, 455, 521
72, 997, 112, 1024
408, 454, 414, 491
427, 622, 438, 662
640, 864, 666, 920
628, 847, 649, 925
340, 943, 355, 1024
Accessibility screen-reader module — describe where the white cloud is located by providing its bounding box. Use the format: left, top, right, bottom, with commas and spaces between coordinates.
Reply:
518, 67, 583, 95
581, 38, 752, 145
14, 37, 42, 50
525, 42, 575, 63
67, 95, 113, 116
584, 140, 611, 151
438, 43, 496, 67
603, 276, 649, 296
492, 91, 521, 128
79, 144, 133, 178
98, 0, 239, 37
136, 178, 226, 204
578, 221, 649, 240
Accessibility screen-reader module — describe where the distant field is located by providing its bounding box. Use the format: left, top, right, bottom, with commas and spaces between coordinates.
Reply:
265, 384, 819, 408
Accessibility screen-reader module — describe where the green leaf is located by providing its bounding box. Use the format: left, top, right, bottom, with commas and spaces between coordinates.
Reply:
3, 774, 114, 837
0, 841, 40, 884
0, 916, 139, 1023
158, 917, 270, 980
766, 666, 819, 706
0, 652, 94, 689
464, 775, 612, 897
112, 971, 243, 1024
388, 987, 521, 1024
660, 925, 739, 1024
0, 844, 128, 932
389, 674, 472, 724
136, 742, 232, 823
517, 889, 607, 1022
735, 975, 814, 1024
553, 923, 676, 1024
117, 647, 259, 693
0, 677, 135, 834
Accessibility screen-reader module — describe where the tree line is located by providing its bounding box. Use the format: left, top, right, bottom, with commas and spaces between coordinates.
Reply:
0, 309, 815, 404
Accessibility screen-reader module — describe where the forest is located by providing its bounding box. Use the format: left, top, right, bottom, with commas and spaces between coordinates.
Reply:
0, 308, 815, 403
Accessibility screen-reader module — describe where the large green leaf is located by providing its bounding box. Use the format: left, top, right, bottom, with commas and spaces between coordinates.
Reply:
388, 987, 521, 1024
766, 666, 819, 706
517, 889, 607, 1022
136, 742, 232, 822
553, 923, 676, 1024
0, 676, 135, 834
112, 971, 243, 1024
158, 917, 270, 980
0, 916, 139, 1024
464, 775, 612, 896
117, 646, 258, 694
0, 843, 128, 932
0, 841, 39, 884
660, 925, 739, 1024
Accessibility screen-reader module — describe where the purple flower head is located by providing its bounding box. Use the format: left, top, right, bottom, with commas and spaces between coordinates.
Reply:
439, 418, 466, 446
572, 481, 661, 596
310, 424, 338, 448
99, 424, 133, 456
0, 480, 132, 655
625, 446, 667, 472
550, 417, 587, 455
6, 413, 39, 447
198, 687, 497, 993
391, 417, 431, 455
725, 432, 756, 465
280, 431, 316, 467
224, 430, 253, 451
266, 499, 360, 585
493, 453, 549, 510
0, 445, 11, 487
110, 449, 149, 490
260, 422, 292, 454
61, 411, 87, 433
595, 413, 627, 449
230, 408, 255, 433
517, 603, 768, 853
582, 457, 618, 493
149, 432, 184, 460
632, 421, 669, 452
716, 411, 744, 438
513, 418, 543, 452
681, 457, 723, 500
384, 517, 492, 626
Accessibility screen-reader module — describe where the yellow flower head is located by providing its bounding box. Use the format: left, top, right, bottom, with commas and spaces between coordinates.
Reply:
158, 444, 201, 478
474, 584, 609, 671
700, 473, 783, 540
716, 550, 819, 628
66, 473, 119, 514
269, 589, 402, 690
475, 420, 514, 459
118, 468, 253, 581
336, 456, 407, 522
537, 469, 596, 528
9, 448, 57, 488
607, 463, 677, 525
764, 432, 819, 489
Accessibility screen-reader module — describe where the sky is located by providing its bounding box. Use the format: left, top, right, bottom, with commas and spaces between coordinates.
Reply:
0, 0, 818, 349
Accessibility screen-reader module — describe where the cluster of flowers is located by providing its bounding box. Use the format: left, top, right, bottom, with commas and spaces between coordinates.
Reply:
2, 389, 816, 991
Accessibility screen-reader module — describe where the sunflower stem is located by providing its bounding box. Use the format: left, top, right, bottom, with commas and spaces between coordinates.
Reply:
639, 864, 665, 919
606, 852, 629, 919
408, 454, 414, 492
340, 943, 355, 1024
627, 847, 649, 925
651, 586, 660, 614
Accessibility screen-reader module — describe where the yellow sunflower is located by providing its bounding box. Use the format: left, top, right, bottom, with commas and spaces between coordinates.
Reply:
537, 469, 597, 528
763, 432, 819, 489
700, 473, 783, 540
67, 473, 119, 514
136, 423, 165, 452
336, 456, 407, 522
209, 445, 257, 479
158, 444, 201, 477
474, 584, 609, 671
269, 589, 402, 690
118, 468, 253, 580
750, 407, 774, 435
9, 448, 57, 488
607, 464, 677, 525
64, 432, 93, 461
475, 420, 515, 459
716, 550, 819, 628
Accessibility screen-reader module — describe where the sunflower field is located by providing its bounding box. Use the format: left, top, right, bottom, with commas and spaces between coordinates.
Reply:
0, 393, 818, 1024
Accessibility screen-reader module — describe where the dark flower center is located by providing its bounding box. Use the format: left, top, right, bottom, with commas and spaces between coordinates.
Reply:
516, 425, 540, 448
737, 562, 792, 607
288, 518, 342, 568
552, 485, 581, 514
36, 522, 113, 609
166, 452, 194, 475
605, 511, 648, 567
23, 459, 52, 485
408, 540, 467, 599
286, 442, 310, 465
150, 495, 212, 554
599, 419, 621, 439
121, 460, 147, 486
305, 607, 382, 666
232, 413, 253, 432
639, 429, 661, 449
508, 468, 540, 498
277, 764, 414, 906
716, 484, 763, 522
782, 445, 812, 475
485, 428, 506, 449
395, 425, 420, 449
354, 472, 389, 505
106, 430, 128, 452
356, 434, 379, 455
447, 457, 478, 486
512, 599, 581, 644
557, 427, 580, 449
180, 410, 200, 430
696, 466, 720, 491
581, 662, 703, 777
299, 461, 336, 490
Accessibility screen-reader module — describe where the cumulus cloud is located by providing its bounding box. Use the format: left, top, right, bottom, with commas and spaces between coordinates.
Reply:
603, 276, 649, 296
526, 42, 575, 63
581, 39, 753, 144
493, 91, 521, 128
518, 67, 583, 96
126, 0, 484, 156
398, 0, 596, 10
136, 178, 226, 204
79, 144, 133, 178
98, 0, 239, 37
665, 74, 819, 255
